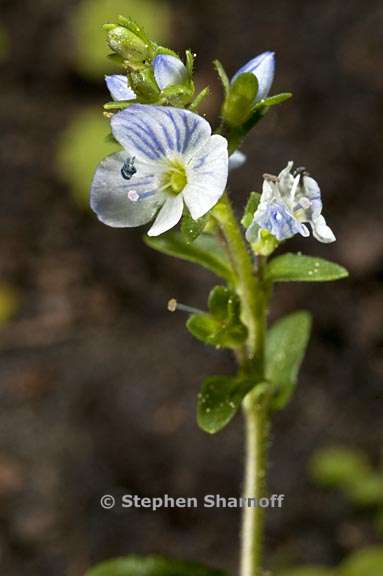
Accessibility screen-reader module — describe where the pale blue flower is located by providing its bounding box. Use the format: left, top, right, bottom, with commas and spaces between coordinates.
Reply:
246, 161, 336, 244
153, 54, 188, 90
90, 105, 228, 236
232, 51, 275, 101
105, 55, 188, 101
105, 74, 136, 101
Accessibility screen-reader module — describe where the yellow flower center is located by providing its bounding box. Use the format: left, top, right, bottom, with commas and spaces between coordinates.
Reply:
162, 159, 187, 196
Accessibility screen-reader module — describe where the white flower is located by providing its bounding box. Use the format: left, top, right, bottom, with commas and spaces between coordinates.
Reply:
246, 161, 336, 244
90, 104, 228, 236
232, 51, 275, 101
105, 54, 188, 101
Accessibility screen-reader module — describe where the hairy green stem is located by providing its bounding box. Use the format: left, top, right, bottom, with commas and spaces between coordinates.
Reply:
212, 193, 270, 576
212, 192, 259, 361
241, 395, 269, 576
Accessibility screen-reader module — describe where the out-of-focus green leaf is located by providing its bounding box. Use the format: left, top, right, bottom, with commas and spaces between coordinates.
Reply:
266, 253, 348, 283
310, 447, 372, 489
0, 284, 19, 325
339, 546, 383, 576
56, 109, 120, 208
71, 0, 171, 79
266, 311, 312, 410
144, 232, 234, 282
278, 567, 335, 576
197, 375, 256, 434
347, 475, 383, 506
86, 555, 226, 576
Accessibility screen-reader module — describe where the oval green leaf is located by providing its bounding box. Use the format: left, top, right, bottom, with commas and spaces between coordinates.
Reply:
197, 376, 257, 434
266, 253, 348, 282
266, 311, 312, 410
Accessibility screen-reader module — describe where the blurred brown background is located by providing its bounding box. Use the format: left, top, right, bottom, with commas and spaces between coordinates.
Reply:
0, 0, 382, 575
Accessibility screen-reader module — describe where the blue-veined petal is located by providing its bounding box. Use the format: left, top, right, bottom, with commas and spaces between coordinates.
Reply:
183, 134, 228, 219
311, 215, 336, 243
147, 194, 184, 236
105, 75, 136, 101
111, 104, 212, 163
90, 152, 164, 228
153, 54, 188, 90
246, 197, 308, 242
232, 51, 275, 101
229, 150, 246, 171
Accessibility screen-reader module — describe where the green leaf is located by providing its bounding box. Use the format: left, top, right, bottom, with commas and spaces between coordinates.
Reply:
241, 192, 261, 229
197, 375, 256, 433
266, 311, 312, 410
186, 312, 247, 349
181, 210, 209, 243
85, 555, 226, 576
208, 286, 237, 321
144, 232, 234, 282
339, 546, 383, 576
186, 286, 247, 349
266, 253, 349, 283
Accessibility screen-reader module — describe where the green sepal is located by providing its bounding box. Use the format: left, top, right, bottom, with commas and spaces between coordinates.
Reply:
160, 82, 195, 107
189, 86, 210, 112
185, 49, 195, 77
266, 311, 312, 410
186, 286, 247, 349
181, 210, 209, 243
154, 46, 179, 58
197, 375, 257, 433
213, 59, 230, 96
103, 100, 134, 111
129, 67, 160, 102
222, 72, 259, 127
250, 229, 279, 257
254, 92, 292, 110
241, 192, 261, 229
266, 253, 349, 283
85, 554, 226, 576
144, 232, 234, 282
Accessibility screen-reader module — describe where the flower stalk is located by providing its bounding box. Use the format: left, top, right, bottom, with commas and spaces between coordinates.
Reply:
213, 191, 271, 576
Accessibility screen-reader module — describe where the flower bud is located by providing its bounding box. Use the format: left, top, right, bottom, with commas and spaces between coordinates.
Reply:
105, 23, 154, 69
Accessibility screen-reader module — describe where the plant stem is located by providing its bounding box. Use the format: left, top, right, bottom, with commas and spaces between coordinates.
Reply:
212, 192, 259, 361
241, 395, 269, 576
212, 193, 270, 576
